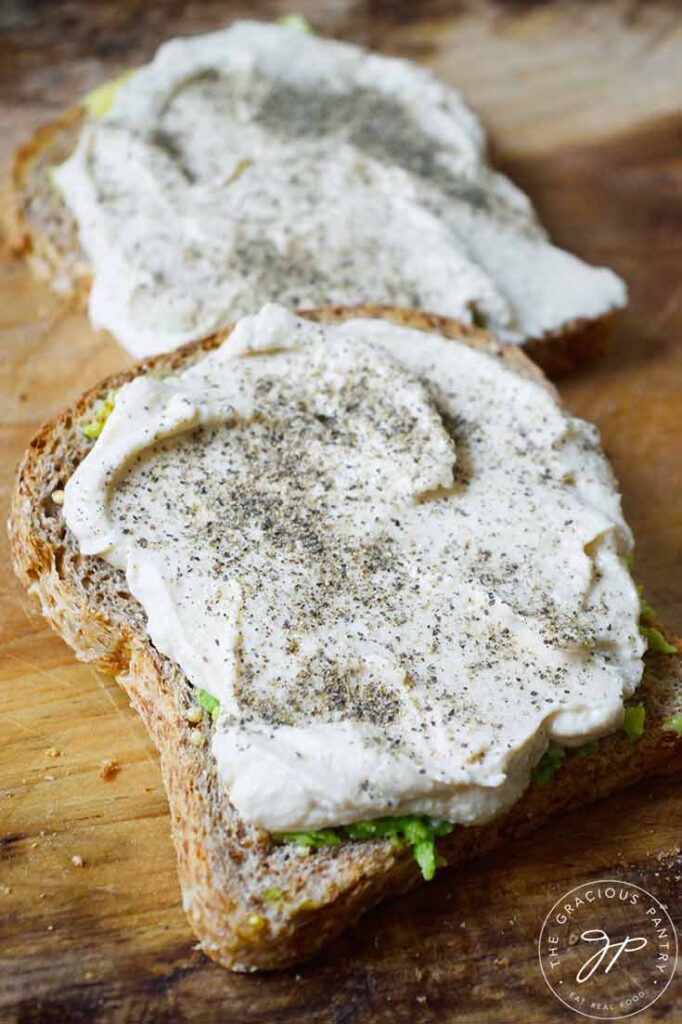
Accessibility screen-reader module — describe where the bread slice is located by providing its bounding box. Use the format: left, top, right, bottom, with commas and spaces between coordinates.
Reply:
9, 305, 681, 972
3, 108, 614, 377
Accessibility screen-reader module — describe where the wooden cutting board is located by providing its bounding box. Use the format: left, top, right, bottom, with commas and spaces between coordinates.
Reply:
1, 2, 680, 1021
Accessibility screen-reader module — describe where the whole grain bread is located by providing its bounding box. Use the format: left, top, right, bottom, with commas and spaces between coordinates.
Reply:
3, 108, 614, 377
9, 305, 681, 972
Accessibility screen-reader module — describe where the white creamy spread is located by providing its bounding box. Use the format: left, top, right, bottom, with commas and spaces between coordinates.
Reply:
54, 21, 626, 358
64, 305, 644, 832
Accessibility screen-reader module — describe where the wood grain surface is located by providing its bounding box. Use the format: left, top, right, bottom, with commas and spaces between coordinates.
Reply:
1, 2, 681, 1022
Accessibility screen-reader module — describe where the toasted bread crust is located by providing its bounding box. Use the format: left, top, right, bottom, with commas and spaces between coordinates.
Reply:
3, 107, 90, 297
4, 109, 615, 375
9, 304, 682, 971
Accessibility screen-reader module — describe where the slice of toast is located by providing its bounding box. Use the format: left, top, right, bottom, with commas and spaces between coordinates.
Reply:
3, 108, 614, 377
9, 305, 681, 972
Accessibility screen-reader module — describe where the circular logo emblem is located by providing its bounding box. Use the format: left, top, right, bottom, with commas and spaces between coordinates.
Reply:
538, 879, 677, 1019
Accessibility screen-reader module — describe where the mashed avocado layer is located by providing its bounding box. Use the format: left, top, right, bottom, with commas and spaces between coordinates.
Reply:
275, 816, 453, 881
83, 70, 135, 118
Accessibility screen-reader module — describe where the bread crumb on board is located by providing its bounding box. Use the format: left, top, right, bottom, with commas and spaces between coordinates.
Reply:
100, 758, 120, 781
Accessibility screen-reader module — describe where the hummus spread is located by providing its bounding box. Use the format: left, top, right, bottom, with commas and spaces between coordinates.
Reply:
64, 305, 644, 832
54, 21, 626, 358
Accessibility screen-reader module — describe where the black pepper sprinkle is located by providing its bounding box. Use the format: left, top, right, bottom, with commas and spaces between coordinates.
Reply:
97, 325, 635, 783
